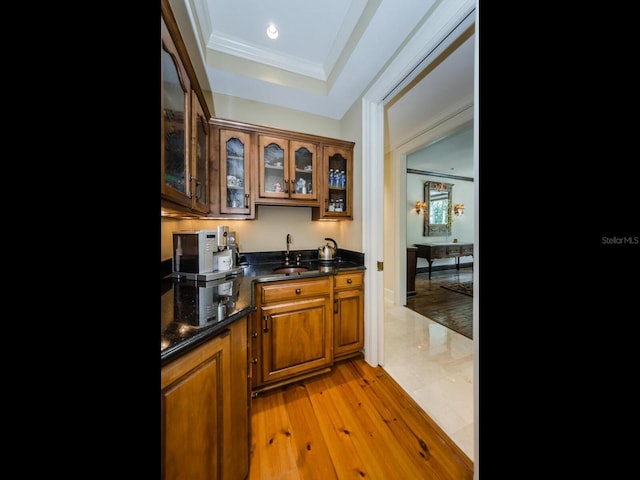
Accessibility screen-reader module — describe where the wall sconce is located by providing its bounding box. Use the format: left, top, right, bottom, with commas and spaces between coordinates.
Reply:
453, 203, 465, 216
415, 201, 426, 215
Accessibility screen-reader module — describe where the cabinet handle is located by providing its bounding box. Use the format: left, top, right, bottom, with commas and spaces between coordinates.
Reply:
347, 278, 352, 284
334, 299, 339, 314
263, 314, 269, 333
283, 178, 289, 193
244, 193, 250, 208
251, 358, 258, 364
251, 332, 258, 338
295, 288, 301, 294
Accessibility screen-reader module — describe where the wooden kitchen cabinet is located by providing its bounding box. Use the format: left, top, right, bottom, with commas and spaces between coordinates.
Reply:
258, 134, 319, 205
209, 124, 255, 218
161, 317, 249, 480
312, 144, 354, 220
250, 277, 333, 392
332, 271, 364, 360
161, 1, 211, 215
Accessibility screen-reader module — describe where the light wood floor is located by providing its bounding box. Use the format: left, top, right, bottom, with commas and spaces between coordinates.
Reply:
248, 356, 473, 479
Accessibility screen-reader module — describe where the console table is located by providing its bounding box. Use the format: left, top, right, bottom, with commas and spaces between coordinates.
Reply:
415, 242, 473, 279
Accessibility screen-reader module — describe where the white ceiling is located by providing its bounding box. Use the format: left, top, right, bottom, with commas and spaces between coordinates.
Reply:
182, 0, 475, 158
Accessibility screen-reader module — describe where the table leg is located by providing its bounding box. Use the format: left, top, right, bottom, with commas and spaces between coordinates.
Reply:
428, 260, 433, 279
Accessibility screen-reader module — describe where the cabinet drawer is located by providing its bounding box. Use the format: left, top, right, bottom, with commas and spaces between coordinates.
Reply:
446, 246, 461, 255
461, 246, 473, 255
260, 277, 331, 303
334, 271, 363, 289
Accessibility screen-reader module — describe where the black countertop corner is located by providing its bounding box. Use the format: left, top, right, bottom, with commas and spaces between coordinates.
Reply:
161, 248, 365, 365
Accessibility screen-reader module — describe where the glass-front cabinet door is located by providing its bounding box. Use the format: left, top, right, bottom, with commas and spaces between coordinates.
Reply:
219, 129, 251, 214
289, 141, 317, 201
314, 145, 353, 219
259, 135, 288, 199
190, 91, 209, 214
259, 135, 318, 203
161, 17, 191, 208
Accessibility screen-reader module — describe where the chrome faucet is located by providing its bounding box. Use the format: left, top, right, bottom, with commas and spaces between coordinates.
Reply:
284, 234, 292, 265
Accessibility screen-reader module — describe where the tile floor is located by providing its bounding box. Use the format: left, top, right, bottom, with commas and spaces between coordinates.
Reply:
382, 300, 474, 461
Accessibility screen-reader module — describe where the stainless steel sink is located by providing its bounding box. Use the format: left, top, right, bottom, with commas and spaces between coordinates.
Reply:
272, 266, 310, 274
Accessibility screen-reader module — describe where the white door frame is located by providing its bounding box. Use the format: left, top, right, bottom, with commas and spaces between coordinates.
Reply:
362, 0, 476, 368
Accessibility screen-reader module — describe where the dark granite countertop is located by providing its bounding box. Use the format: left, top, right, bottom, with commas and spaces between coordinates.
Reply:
161, 249, 365, 365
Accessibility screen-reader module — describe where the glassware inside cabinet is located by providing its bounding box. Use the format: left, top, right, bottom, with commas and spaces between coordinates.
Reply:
292, 144, 314, 197
225, 137, 246, 208
263, 142, 289, 193
327, 151, 347, 213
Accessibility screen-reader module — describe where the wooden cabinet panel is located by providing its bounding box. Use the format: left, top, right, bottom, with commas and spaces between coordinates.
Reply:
312, 144, 353, 220
258, 135, 319, 205
161, 0, 211, 216
161, 330, 230, 480
251, 277, 333, 391
218, 128, 253, 216
260, 278, 331, 303
260, 297, 332, 384
333, 271, 364, 360
161, 317, 249, 480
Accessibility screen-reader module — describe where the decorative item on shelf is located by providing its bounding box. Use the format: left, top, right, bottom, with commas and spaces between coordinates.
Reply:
434, 182, 446, 192
415, 201, 426, 215
454, 203, 465, 216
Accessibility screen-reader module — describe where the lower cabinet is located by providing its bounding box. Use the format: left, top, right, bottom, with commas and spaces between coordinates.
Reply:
333, 271, 365, 360
250, 277, 333, 392
161, 317, 249, 480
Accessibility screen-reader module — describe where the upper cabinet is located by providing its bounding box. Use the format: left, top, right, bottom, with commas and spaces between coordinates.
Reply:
161, 0, 211, 216
209, 122, 255, 218
312, 144, 353, 220
208, 118, 354, 220
258, 135, 319, 205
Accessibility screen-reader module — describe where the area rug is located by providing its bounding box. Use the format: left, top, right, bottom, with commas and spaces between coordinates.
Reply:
441, 281, 473, 297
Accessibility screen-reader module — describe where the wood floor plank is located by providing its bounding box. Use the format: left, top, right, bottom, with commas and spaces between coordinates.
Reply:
303, 372, 386, 479
348, 360, 473, 479
248, 357, 474, 479
280, 383, 339, 480
305, 367, 420, 479
249, 390, 300, 480
340, 361, 453, 479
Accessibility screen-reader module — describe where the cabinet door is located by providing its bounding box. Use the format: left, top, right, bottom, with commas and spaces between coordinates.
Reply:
219, 129, 252, 214
333, 288, 364, 358
258, 296, 333, 385
288, 140, 318, 201
259, 135, 288, 199
333, 272, 364, 359
313, 144, 353, 219
161, 17, 192, 208
161, 330, 231, 480
191, 91, 210, 214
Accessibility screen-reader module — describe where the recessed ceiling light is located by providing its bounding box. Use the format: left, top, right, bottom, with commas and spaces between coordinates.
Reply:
266, 24, 279, 39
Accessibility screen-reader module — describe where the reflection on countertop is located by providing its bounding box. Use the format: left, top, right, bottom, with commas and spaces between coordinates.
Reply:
161, 249, 365, 365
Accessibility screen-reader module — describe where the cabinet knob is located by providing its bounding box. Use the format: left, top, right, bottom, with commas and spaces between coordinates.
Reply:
347, 278, 352, 284
295, 288, 301, 294
252, 332, 258, 338
251, 358, 258, 364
